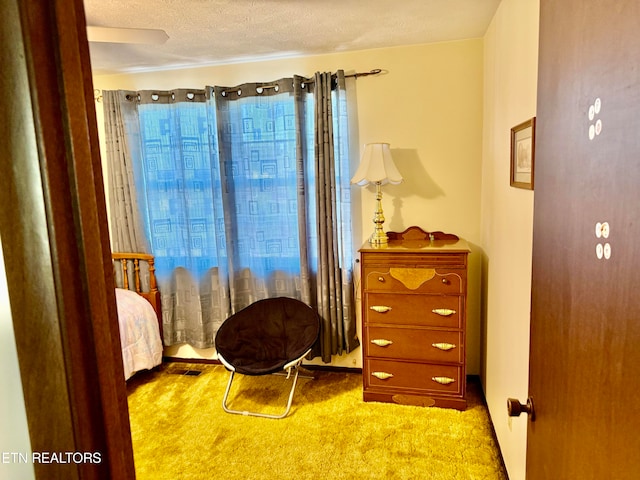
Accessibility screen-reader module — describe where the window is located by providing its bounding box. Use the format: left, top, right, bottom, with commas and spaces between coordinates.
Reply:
132, 83, 352, 282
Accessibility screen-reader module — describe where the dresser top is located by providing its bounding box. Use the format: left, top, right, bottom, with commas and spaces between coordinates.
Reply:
359, 237, 470, 254
359, 226, 470, 254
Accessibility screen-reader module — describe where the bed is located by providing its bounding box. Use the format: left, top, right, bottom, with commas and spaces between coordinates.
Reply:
112, 253, 163, 380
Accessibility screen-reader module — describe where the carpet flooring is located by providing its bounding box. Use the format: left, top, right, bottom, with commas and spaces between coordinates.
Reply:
127, 363, 508, 480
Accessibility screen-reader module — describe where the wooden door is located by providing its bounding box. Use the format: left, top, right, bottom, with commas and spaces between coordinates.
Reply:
528, 1, 640, 478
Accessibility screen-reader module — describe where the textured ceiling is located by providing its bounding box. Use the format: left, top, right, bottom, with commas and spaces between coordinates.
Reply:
84, 0, 501, 75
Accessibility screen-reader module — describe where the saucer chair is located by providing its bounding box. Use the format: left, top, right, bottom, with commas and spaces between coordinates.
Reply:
215, 297, 320, 419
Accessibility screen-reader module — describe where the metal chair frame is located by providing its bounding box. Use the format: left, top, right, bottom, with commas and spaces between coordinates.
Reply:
218, 349, 312, 419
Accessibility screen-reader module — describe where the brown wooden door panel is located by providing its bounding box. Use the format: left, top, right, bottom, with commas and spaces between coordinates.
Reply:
530, 1, 640, 478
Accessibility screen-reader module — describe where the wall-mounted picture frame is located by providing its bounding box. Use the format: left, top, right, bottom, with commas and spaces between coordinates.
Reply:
510, 117, 536, 190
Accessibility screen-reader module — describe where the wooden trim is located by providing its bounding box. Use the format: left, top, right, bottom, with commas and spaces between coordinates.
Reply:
386, 226, 460, 242
0, 0, 135, 478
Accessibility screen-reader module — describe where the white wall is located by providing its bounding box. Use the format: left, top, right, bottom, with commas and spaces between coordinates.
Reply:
0, 237, 35, 480
94, 39, 485, 372
481, 0, 539, 479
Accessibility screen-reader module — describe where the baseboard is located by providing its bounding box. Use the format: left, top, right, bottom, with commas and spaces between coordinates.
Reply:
303, 364, 363, 375
162, 356, 220, 365
162, 356, 363, 374
472, 374, 510, 479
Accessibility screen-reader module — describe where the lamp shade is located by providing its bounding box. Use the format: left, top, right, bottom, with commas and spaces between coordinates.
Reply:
350, 143, 403, 186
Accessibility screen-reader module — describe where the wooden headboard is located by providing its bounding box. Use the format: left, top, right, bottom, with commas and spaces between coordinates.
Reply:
112, 252, 162, 327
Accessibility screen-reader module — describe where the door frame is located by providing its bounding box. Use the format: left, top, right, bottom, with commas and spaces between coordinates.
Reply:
0, 0, 135, 478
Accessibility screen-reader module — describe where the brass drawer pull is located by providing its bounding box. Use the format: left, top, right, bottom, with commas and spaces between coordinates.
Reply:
432, 308, 456, 316
370, 305, 392, 313
372, 371, 394, 380
378, 276, 385, 282
371, 339, 394, 347
432, 342, 456, 351
431, 376, 456, 385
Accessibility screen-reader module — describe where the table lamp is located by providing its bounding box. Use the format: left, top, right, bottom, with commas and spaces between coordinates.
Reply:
351, 143, 403, 246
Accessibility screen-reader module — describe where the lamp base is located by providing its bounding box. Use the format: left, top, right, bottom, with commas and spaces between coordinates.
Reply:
369, 230, 388, 246
368, 182, 388, 246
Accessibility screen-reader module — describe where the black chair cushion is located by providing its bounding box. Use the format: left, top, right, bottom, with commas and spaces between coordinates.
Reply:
215, 297, 320, 376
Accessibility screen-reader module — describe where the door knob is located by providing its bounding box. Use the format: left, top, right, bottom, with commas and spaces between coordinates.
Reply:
507, 397, 536, 421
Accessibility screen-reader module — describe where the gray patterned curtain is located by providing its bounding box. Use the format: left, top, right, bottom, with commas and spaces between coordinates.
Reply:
103, 90, 150, 254
213, 71, 358, 361
212, 78, 306, 312
117, 89, 230, 349
103, 71, 358, 361
104, 89, 230, 348
103, 90, 153, 293
309, 71, 358, 361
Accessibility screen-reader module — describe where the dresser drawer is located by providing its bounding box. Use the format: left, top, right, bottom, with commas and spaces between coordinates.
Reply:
364, 267, 465, 294
366, 326, 463, 363
364, 293, 462, 328
365, 359, 463, 395
361, 251, 468, 268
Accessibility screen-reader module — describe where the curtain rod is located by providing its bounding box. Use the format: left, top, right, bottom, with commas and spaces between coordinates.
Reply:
217, 68, 383, 96
94, 69, 383, 102
346, 68, 382, 79
297, 68, 382, 84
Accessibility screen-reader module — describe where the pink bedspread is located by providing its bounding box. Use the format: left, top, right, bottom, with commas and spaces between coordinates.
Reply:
115, 288, 163, 379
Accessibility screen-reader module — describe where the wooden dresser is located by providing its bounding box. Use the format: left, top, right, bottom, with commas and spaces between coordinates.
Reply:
359, 226, 470, 410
